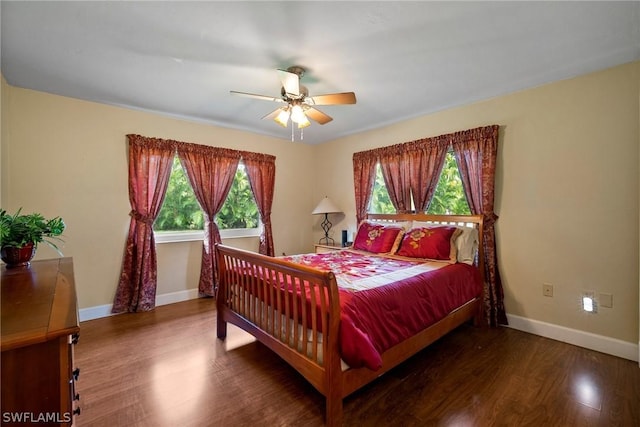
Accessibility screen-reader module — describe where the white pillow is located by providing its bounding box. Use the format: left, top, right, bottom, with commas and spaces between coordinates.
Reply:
412, 221, 479, 265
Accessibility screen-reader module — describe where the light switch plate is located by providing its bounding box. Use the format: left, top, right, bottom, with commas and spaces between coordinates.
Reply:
599, 293, 613, 308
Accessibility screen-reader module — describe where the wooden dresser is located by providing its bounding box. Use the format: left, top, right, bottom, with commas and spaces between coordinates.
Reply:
1, 258, 80, 426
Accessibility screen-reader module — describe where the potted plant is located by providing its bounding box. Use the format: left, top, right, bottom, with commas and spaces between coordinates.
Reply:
0, 208, 65, 268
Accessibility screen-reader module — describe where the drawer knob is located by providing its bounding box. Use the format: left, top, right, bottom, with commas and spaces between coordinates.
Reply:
72, 333, 80, 344
73, 407, 81, 416
72, 368, 80, 380
74, 393, 80, 401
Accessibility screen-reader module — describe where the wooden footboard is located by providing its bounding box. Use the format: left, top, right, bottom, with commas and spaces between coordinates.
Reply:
216, 244, 481, 426
215, 245, 343, 404
215, 210, 485, 426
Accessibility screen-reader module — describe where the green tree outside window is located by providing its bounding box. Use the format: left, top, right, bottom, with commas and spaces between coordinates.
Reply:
369, 164, 395, 214
427, 152, 470, 215
154, 157, 259, 232
216, 166, 259, 229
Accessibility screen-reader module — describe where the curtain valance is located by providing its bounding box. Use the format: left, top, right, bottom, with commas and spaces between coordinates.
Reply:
127, 134, 276, 164
353, 134, 450, 161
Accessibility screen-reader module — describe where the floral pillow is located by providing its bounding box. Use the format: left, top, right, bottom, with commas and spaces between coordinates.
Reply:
396, 226, 461, 262
352, 221, 404, 254
413, 221, 479, 265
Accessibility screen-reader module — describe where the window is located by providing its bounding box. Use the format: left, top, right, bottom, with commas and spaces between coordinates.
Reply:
369, 163, 395, 214
155, 156, 204, 232
154, 156, 260, 242
369, 152, 470, 215
426, 151, 470, 215
216, 163, 261, 237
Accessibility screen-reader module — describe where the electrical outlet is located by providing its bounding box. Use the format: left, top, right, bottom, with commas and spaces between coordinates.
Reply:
599, 293, 613, 308
543, 283, 553, 297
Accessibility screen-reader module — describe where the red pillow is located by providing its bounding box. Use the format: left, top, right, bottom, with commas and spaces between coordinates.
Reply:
396, 226, 459, 261
353, 222, 403, 254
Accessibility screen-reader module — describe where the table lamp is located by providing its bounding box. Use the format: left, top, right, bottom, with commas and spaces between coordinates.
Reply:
312, 197, 342, 245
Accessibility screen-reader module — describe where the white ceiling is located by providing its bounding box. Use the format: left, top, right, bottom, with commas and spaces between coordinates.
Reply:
2, 1, 639, 145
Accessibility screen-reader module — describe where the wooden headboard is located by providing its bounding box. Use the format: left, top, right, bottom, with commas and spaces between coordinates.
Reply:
365, 213, 485, 276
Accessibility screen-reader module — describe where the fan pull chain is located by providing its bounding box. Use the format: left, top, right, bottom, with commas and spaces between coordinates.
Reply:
300, 127, 304, 141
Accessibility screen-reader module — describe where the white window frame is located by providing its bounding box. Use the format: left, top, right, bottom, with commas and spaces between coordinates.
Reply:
155, 221, 262, 244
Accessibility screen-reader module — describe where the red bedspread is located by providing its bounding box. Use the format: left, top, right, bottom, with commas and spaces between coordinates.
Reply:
282, 250, 482, 370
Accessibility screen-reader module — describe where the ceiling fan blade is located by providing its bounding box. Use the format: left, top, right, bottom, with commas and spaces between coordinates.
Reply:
307, 92, 357, 105
230, 91, 283, 103
304, 107, 333, 125
277, 69, 300, 97
261, 108, 282, 120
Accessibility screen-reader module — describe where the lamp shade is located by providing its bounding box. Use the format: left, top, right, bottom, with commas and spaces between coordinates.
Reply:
312, 197, 342, 215
297, 115, 311, 128
290, 105, 306, 123
274, 108, 290, 127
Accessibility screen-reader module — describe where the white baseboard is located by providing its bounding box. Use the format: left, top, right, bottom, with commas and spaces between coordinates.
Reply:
155, 288, 199, 307
506, 313, 638, 363
79, 303, 114, 322
79, 288, 199, 322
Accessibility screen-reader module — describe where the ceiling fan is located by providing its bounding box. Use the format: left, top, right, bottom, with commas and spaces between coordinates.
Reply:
230, 66, 356, 138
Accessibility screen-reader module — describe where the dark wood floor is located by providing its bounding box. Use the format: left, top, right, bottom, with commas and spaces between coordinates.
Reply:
74, 298, 639, 427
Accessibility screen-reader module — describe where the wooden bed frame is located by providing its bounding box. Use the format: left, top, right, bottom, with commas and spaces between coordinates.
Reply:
215, 213, 485, 426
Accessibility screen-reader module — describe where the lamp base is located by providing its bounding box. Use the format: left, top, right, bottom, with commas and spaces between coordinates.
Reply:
319, 213, 334, 246
318, 236, 336, 245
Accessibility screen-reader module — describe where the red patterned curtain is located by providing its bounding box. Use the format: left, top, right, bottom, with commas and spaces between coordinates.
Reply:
176, 142, 240, 297
242, 151, 276, 256
451, 125, 507, 326
352, 151, 378, 224
353, 136, 449, 216
378, 146, 412, 213
112, 135, 175, 312
405, 137, 449, 212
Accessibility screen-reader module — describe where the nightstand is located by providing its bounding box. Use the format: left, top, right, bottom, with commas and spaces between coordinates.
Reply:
314, 244, 344, 254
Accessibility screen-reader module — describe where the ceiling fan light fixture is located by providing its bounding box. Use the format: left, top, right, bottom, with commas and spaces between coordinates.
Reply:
297, 116, 311, 128
290, 105, 306, 124
231, 66, 356, 140
274, 108, 290, 127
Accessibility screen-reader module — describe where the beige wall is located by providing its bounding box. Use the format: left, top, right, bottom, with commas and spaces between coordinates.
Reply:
3, 61, 639, 347
1, 75, 8, 206
312, 61, 640, 344
2, 84, 316, 308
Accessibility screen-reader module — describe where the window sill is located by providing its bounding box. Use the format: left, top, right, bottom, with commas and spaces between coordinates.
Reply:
155, 230, 204, 244
154, 229, 261, 244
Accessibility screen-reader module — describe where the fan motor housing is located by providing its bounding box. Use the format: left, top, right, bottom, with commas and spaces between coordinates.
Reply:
286, 66, 305, 78
281, 85, 308, 100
